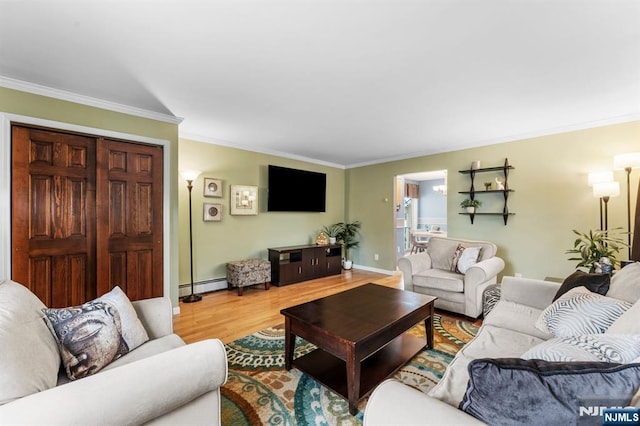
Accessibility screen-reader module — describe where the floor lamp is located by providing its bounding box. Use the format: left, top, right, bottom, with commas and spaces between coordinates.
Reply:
588, 171, 613, 230
181, 170, 202, 303
593, 181, 620, 232
614, 153, 640, 258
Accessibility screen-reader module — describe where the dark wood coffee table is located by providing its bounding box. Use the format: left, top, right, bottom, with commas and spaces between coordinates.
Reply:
280, 283, 436, 415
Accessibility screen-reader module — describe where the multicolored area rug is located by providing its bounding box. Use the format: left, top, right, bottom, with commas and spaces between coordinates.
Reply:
221, 313, 478, 426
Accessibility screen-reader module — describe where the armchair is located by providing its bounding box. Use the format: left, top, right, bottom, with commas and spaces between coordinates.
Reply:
398, 237, 505, 318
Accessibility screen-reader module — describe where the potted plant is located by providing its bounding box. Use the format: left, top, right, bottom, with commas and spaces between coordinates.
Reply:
336, 221, 361, 270
460, 198, 481, 214
565, 228, 628, 272
321, 223, 342, 245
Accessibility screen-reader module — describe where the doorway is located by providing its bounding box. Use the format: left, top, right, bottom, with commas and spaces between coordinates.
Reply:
394, 170, 447, 264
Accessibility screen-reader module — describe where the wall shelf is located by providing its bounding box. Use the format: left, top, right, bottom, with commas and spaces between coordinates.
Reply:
459, 158, 514, 225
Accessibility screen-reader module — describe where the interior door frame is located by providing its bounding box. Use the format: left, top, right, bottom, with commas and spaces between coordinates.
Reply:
0, 113, 172, 299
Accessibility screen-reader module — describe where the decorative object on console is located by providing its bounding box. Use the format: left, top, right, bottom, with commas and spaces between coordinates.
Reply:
203, 178, 222, 197
180, 170, 202, 303
592, 180, 620, 231
614, 152, 640, 258
565, 228, 628, 271
315, 232, 328, 245
230, 185, 258, 215
321, 223, 342, 245
203, 203, 222, 222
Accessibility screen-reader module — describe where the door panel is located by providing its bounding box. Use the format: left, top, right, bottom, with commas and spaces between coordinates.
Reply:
11, 126, 96, 307
96, 139, 163, 300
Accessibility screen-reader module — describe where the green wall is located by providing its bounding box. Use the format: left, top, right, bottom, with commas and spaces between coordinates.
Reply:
178, 138, 345, 285
347, 120, 640, 279
0, 87, 181, 305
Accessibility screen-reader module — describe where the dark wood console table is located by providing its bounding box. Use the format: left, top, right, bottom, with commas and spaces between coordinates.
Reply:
268, 243, 342, 286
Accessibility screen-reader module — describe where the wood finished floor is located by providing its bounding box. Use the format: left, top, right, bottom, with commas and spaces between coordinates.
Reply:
173, 269, 403, 344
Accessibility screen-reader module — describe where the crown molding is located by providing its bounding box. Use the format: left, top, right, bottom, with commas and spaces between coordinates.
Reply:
0, 76, 183, 125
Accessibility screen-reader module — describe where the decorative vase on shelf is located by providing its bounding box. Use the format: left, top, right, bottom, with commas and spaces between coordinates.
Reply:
466, 207, 476, 214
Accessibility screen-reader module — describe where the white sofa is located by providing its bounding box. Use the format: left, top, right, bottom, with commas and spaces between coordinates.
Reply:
398, 237, 505, 318
364, 264, 640, 425
0, 279, 228, 425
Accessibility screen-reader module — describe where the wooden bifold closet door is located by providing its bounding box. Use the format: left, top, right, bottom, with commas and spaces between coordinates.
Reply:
11, 125, 163, 308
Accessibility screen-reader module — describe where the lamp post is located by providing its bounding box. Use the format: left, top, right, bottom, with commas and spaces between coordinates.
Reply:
593, 181, 620, 232
614, 153, 640, 258
588, 171, 614, 230
181, 170, 202, 303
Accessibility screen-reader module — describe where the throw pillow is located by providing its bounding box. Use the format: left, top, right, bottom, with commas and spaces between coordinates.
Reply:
456, 246, 482, 274
521, 334, 640, 363
607, 298, 640, 334
553, 270, 610, 302
535, 286, 631, 337
460, 358, 640, 426
450, 244, 465, 272
607, 262, 640, 304
42, 286, 149, 380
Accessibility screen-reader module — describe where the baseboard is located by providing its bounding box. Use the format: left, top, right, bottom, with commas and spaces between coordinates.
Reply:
352, 264, 396, 275
179, 278, 228, 297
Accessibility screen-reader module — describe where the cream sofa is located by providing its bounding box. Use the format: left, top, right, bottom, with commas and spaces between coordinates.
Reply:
0, 279, 228, 425
398, 237, 505, 318
364, 265, 640, 425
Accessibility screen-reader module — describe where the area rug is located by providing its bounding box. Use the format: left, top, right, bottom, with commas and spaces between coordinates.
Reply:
221, 313, 479, 426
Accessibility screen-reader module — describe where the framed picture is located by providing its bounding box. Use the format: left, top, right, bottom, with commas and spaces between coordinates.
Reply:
203, 178, 222, 197
203, 203, 222, 221
230, 185, 258, 215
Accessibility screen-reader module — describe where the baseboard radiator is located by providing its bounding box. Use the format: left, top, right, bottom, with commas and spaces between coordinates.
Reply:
178, 278, 228, 297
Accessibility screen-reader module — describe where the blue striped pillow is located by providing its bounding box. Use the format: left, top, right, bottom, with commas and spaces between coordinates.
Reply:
536, 286, 632, 337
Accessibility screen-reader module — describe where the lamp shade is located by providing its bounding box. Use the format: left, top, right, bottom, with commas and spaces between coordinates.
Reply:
180, 170, 201, 182
587, 171, 613, 187
593, 181, 620, 198
614, 152, 640, 170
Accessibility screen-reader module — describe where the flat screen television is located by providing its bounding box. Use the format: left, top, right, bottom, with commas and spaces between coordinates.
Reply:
267, 165, 326, 212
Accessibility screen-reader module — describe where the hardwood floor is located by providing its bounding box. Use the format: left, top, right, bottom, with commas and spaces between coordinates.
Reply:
173, 269, 403, 344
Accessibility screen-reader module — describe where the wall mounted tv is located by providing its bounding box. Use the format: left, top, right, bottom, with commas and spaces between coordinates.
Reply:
267, 165, 326, 212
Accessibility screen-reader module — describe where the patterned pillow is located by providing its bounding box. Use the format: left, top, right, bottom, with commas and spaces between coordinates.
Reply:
535, 286, 632, 337
522, 334, 640, 363
450, 244, 465, 272
42, 287, 149, 380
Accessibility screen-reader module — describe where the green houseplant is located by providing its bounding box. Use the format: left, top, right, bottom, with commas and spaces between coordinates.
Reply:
321, 223, 342, 244
460, 198, 481, 213
336, 221, 361, 270
565, 228, 628, 272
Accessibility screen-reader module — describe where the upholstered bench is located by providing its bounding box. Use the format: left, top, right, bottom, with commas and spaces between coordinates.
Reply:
226, 259, 271, 296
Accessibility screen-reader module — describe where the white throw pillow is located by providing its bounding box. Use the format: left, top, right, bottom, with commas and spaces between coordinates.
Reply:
97, 286, 149, 350
456, 246, 482, 274
607, 262, 640, 303
607, 298, 640, 334
535, 286, 632, 337
522, 334, 640, 363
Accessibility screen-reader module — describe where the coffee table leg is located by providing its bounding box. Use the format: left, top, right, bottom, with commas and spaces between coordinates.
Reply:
346, 346, 360, 415
284, 317, 294, 370
425, 303, 434, 349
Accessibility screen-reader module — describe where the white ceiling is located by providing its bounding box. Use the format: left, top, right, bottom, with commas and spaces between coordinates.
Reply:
1, 0, 639, 168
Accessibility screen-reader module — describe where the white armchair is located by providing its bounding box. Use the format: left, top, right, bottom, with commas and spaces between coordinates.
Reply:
398, 237, 505, 318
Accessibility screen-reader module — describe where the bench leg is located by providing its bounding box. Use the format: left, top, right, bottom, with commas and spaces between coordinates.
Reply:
237, 286, 243, 296
265, 282, 271, 291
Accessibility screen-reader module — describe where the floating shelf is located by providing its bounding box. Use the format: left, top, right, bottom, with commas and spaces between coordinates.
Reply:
459, 158, 514, 225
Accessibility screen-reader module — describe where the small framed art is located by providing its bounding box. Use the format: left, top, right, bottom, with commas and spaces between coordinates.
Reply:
203, 203, 222, 221
203, 178, 222, 197
230, 185, 258, 215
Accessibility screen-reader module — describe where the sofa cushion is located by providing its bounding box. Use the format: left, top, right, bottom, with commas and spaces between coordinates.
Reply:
0, 280, 61, 405
43, 287, 150, 380
522, 334, 640, 363
607, 262, 640, 303
413, 269, 464, 292
483, 300, 552, 340
428, 324, 545, 407
535, 286, 631, 337
552, 270, 610, 302
460, 359, 640, 426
